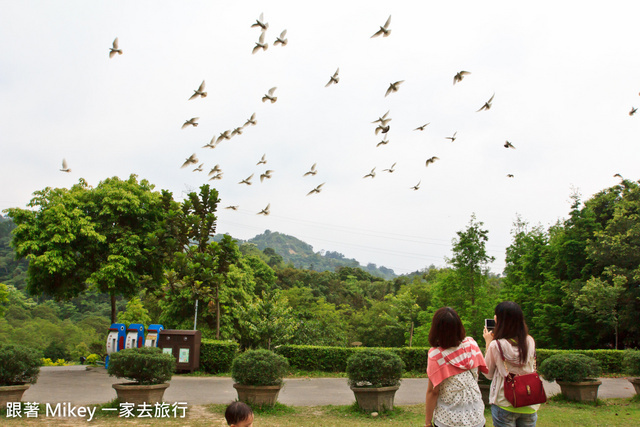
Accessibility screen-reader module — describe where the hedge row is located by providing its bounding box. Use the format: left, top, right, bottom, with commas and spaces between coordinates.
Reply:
199, 339, 239, 374
198, 343, 629, 375
274, 345, 429, 373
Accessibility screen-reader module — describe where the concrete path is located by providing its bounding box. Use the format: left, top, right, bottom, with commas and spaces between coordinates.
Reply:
22, 366, 637, 407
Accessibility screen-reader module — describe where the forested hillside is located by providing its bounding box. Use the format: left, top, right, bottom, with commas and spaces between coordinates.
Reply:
1, 178, 640, 363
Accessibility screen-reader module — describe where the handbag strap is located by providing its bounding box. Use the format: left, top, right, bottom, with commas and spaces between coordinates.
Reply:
495, 340, 510, 375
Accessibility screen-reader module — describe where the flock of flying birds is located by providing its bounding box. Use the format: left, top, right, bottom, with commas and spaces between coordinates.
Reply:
56, 13, 637, 215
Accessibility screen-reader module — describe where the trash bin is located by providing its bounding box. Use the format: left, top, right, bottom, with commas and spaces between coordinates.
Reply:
158, 330, 201, 373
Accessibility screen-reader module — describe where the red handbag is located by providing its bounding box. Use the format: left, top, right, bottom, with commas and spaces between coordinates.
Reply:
496, 340, 547, 408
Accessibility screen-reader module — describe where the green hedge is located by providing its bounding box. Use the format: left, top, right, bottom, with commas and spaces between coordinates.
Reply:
274, 345, 429, 373
536, 350, 623, 374
199, 339, 239, 374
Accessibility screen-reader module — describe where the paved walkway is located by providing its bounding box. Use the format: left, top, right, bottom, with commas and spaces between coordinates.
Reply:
22, 366, 637, 406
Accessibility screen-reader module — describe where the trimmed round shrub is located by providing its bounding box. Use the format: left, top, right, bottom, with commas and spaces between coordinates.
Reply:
622, 350, 640, 377
107, 347, 175, 385
538, 353, 602, 383
346, 349, 404, 388
0, 343, 41, 386
231, 350, 289, 386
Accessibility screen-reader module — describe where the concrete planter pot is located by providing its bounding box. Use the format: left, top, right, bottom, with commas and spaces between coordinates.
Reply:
629, 378, 640, 395
112, 383, 170, 406
0, 384, 30, 409
233, 384, 282, 407
557, 379, 602, 402
350, 385, 400, 412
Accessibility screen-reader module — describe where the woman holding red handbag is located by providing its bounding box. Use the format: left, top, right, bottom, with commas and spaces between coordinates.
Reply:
483, 301, 542, 427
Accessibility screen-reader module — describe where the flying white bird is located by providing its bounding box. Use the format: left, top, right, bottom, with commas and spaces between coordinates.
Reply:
257, 154, 267, 165
414, 123, 430, 131
262, 87, 278, 103
307, 183, 325, 196
383, 162, 396, 173
411, 180, 421, 191
363, 167, 376, 179
225, 205, 239, 210
445, 131, 458, 142
239, 174, 254, 185
208, 165, 222, 176
477, 94, 495, 112
109, 37, 123, 58
60, 158, 71, 172
257, 203, 271, 216
453, 71, 471, 85
325, 68, 340, 87
188, 81, 207, 100
260, 170, 273, 182
372, 111, 392, 126
385, 80, 404, 97
303, 163, 317, 177
252, 32, 268, 54
251, 13, 269, 30
244, 113, 257, 127
425, 156, 439, 167
371, 16, 392, 38
274, 30, 288, 46
181, 154, 198, 168
182, 117, 199, 129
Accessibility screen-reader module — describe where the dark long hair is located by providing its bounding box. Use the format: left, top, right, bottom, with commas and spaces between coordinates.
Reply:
493, 301, 529, 364
429, 307, 466, 349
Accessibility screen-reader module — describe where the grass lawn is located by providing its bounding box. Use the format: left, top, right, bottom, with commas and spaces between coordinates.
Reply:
2, 397, 640, 426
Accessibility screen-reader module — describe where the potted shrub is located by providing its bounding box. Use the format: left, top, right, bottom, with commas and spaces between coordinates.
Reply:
0, 343, 41, 408
231, 349, 289, 407
622, 350, 640, 394
538, 353, 602, 402
107, 347, 175, 405
346, 349, 404, 412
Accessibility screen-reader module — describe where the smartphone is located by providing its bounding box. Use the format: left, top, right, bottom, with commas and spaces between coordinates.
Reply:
485, 318, 495, 332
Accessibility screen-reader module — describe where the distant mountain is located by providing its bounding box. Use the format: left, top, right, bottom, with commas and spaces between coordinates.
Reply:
216, 230, 396, 279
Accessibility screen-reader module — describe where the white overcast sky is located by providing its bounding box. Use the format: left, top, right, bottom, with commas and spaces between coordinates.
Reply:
1, 1, 639, 275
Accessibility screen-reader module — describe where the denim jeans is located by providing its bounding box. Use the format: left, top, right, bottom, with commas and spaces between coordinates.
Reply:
491, 405, 537, 427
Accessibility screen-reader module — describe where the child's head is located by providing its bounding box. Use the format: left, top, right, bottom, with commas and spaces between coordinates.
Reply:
225, 401, 254, 427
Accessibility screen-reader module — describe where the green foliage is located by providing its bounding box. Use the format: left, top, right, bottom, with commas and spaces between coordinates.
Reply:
199, 339, 239, 374
346, 349, 404, 388
107, 347, 175, 385
0, 283, 8, 317
43, 340, 70, 361
238, 290, 297, 350
116, 297, 151, 328
275, 345, 357, 372
85, 354, 101, 365
70, 342, 90, 361
622, 350, 640, 377
0, 343, 41, 385
231, 349, 290, 386
538, 353, 602, 382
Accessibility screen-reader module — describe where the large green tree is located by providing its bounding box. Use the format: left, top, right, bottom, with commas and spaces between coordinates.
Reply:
5, 176, 168, 323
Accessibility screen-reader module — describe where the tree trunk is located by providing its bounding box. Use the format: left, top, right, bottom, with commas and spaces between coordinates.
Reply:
215, 285, 220, 339
110, 293, 117, 324
409, 321, 414, 347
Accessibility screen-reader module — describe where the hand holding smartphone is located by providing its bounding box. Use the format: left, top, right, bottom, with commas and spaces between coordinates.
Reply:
485, 318, 495, 332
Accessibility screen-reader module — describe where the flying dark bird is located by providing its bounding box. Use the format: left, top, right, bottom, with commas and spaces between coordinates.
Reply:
630, 107, 637, 116
325, 68, 340, 87
445, 131, 457, 142
371, 15, 392, 38
60, 158, 71, 172
504, 141, 515, 149
306, 183, 325, 196
257, 154, 267, 165
410, 180, 421, 191
363, 167, 376, 179
109, 37, 122, 58
304, 163, 317, 177
383, 162, 396, 173
507, 174, 514, 178
477, 93, 495, 112
453, 71, 471, 85
377, 135, 389, 147
239, 174, 254, 185
257, 203, 271, 216
252, 31, 268, 54
262, 87, 277, 103
425, 156, 439, 167
414, 123, 430, 131
244, 113, 257, 127
225, 205, 238, 210
188, 81, 207, 100
181, 154, 198, 168
182, 117, 199, 129
372, 111, 392, 126
385, 80, 404, 97
274, 30, 288, 46
375, 124, 390, 135
251, 13, 269, 30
